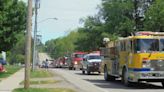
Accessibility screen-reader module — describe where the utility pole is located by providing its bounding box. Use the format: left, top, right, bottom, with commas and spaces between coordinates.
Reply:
24, 0, 32, 89
32, 0, 40, 71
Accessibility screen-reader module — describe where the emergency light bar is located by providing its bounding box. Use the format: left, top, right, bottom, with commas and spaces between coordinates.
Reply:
135, 31, 164, 36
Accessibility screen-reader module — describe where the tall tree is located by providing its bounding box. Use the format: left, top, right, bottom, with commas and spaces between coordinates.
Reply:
45, 30, 80, 58
75, 16, 106, 51
144, 0, 164, 32
0, 0, 26, 51
7, 33, 25, 64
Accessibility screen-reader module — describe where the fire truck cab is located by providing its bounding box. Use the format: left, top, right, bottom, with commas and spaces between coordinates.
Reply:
68, 52, 85, 70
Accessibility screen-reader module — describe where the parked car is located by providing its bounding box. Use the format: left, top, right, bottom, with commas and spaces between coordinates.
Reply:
81, 53, 101, 75
0, 58, 6, 72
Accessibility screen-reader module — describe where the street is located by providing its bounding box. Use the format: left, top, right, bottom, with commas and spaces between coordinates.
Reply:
51, 68, 164, 92
1, 0, 164, 92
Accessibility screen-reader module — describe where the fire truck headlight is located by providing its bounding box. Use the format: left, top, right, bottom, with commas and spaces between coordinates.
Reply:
60, 62, 63, 65
143, 63, 150, 68
142, 58, 150, 68
74, 61, 78, 65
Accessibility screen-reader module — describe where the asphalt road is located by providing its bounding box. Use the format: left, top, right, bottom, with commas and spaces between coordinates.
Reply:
51, 68, 164, 92
39, 53, 164, 92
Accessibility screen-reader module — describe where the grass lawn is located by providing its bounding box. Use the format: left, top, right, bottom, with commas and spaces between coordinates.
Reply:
20, 80, 60, 85
0, 65, 21, 78
13, 88, 75, 92
30, 69, 54, 78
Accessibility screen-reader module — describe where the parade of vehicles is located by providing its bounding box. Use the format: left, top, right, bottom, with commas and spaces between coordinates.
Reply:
101, 31, 164, 87
81, 52, 102, 75
68, 52, 85, 70
53, 57, 68, 68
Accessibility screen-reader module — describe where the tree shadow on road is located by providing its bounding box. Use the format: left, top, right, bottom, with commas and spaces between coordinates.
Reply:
84, 79, 164, 90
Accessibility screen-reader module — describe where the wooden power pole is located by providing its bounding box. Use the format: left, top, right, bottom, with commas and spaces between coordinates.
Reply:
24, 0, 32, 89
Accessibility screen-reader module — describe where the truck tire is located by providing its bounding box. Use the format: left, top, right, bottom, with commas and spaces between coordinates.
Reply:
104, 66, 115, 81
122, 68, 131, 86
98, 71, 101, 75
87, 66, 90, 75
82, 70, 85, 74
162, 81, 164, 87
69, 67, 72, 70
87, 70, 90, 75
82, 66, 85, 74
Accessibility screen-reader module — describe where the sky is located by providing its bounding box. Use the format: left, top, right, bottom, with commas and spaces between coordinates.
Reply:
22, 0, 101, 43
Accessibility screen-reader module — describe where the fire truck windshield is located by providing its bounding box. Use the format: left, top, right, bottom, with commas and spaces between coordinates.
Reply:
135, 39, 159, 53
74, 54, 84, 58
88, 55, 101, 60
160, 39, 164, 51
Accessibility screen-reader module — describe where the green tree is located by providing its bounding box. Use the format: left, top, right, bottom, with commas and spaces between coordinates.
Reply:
7, 33, 25, 64
75, 0, 135, 52
45, 30, 82, 59
0, 0, 26, 51
45, 0, 164, 57
100, 0, 135, 37
144, 0, 164, 32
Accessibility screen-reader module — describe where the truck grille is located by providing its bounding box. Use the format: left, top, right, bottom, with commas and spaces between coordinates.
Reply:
150, 60, 164, 71
92, 62, 100, 67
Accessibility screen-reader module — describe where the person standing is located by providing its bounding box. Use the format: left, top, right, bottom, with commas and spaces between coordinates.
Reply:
45, 59, 49, 69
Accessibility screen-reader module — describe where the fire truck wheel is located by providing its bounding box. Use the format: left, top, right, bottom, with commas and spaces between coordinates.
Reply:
69, 67, 72, 70
87, 71, 90, 75
104, 67, 109, 81
82, 70, 85, 74
162, 81, 164, 87
104, 66, 115, 81
87, 66, 90, 75
122, 68, 131, 86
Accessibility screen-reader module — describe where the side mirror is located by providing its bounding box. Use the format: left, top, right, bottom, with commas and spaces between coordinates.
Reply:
83, 58, 86, 61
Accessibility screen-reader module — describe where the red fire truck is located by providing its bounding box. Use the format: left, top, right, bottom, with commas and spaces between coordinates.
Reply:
68, 52, 85, 70
54, 57, 68, 68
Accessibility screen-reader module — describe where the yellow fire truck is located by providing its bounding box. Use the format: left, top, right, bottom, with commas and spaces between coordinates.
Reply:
101, 32, 164, 87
